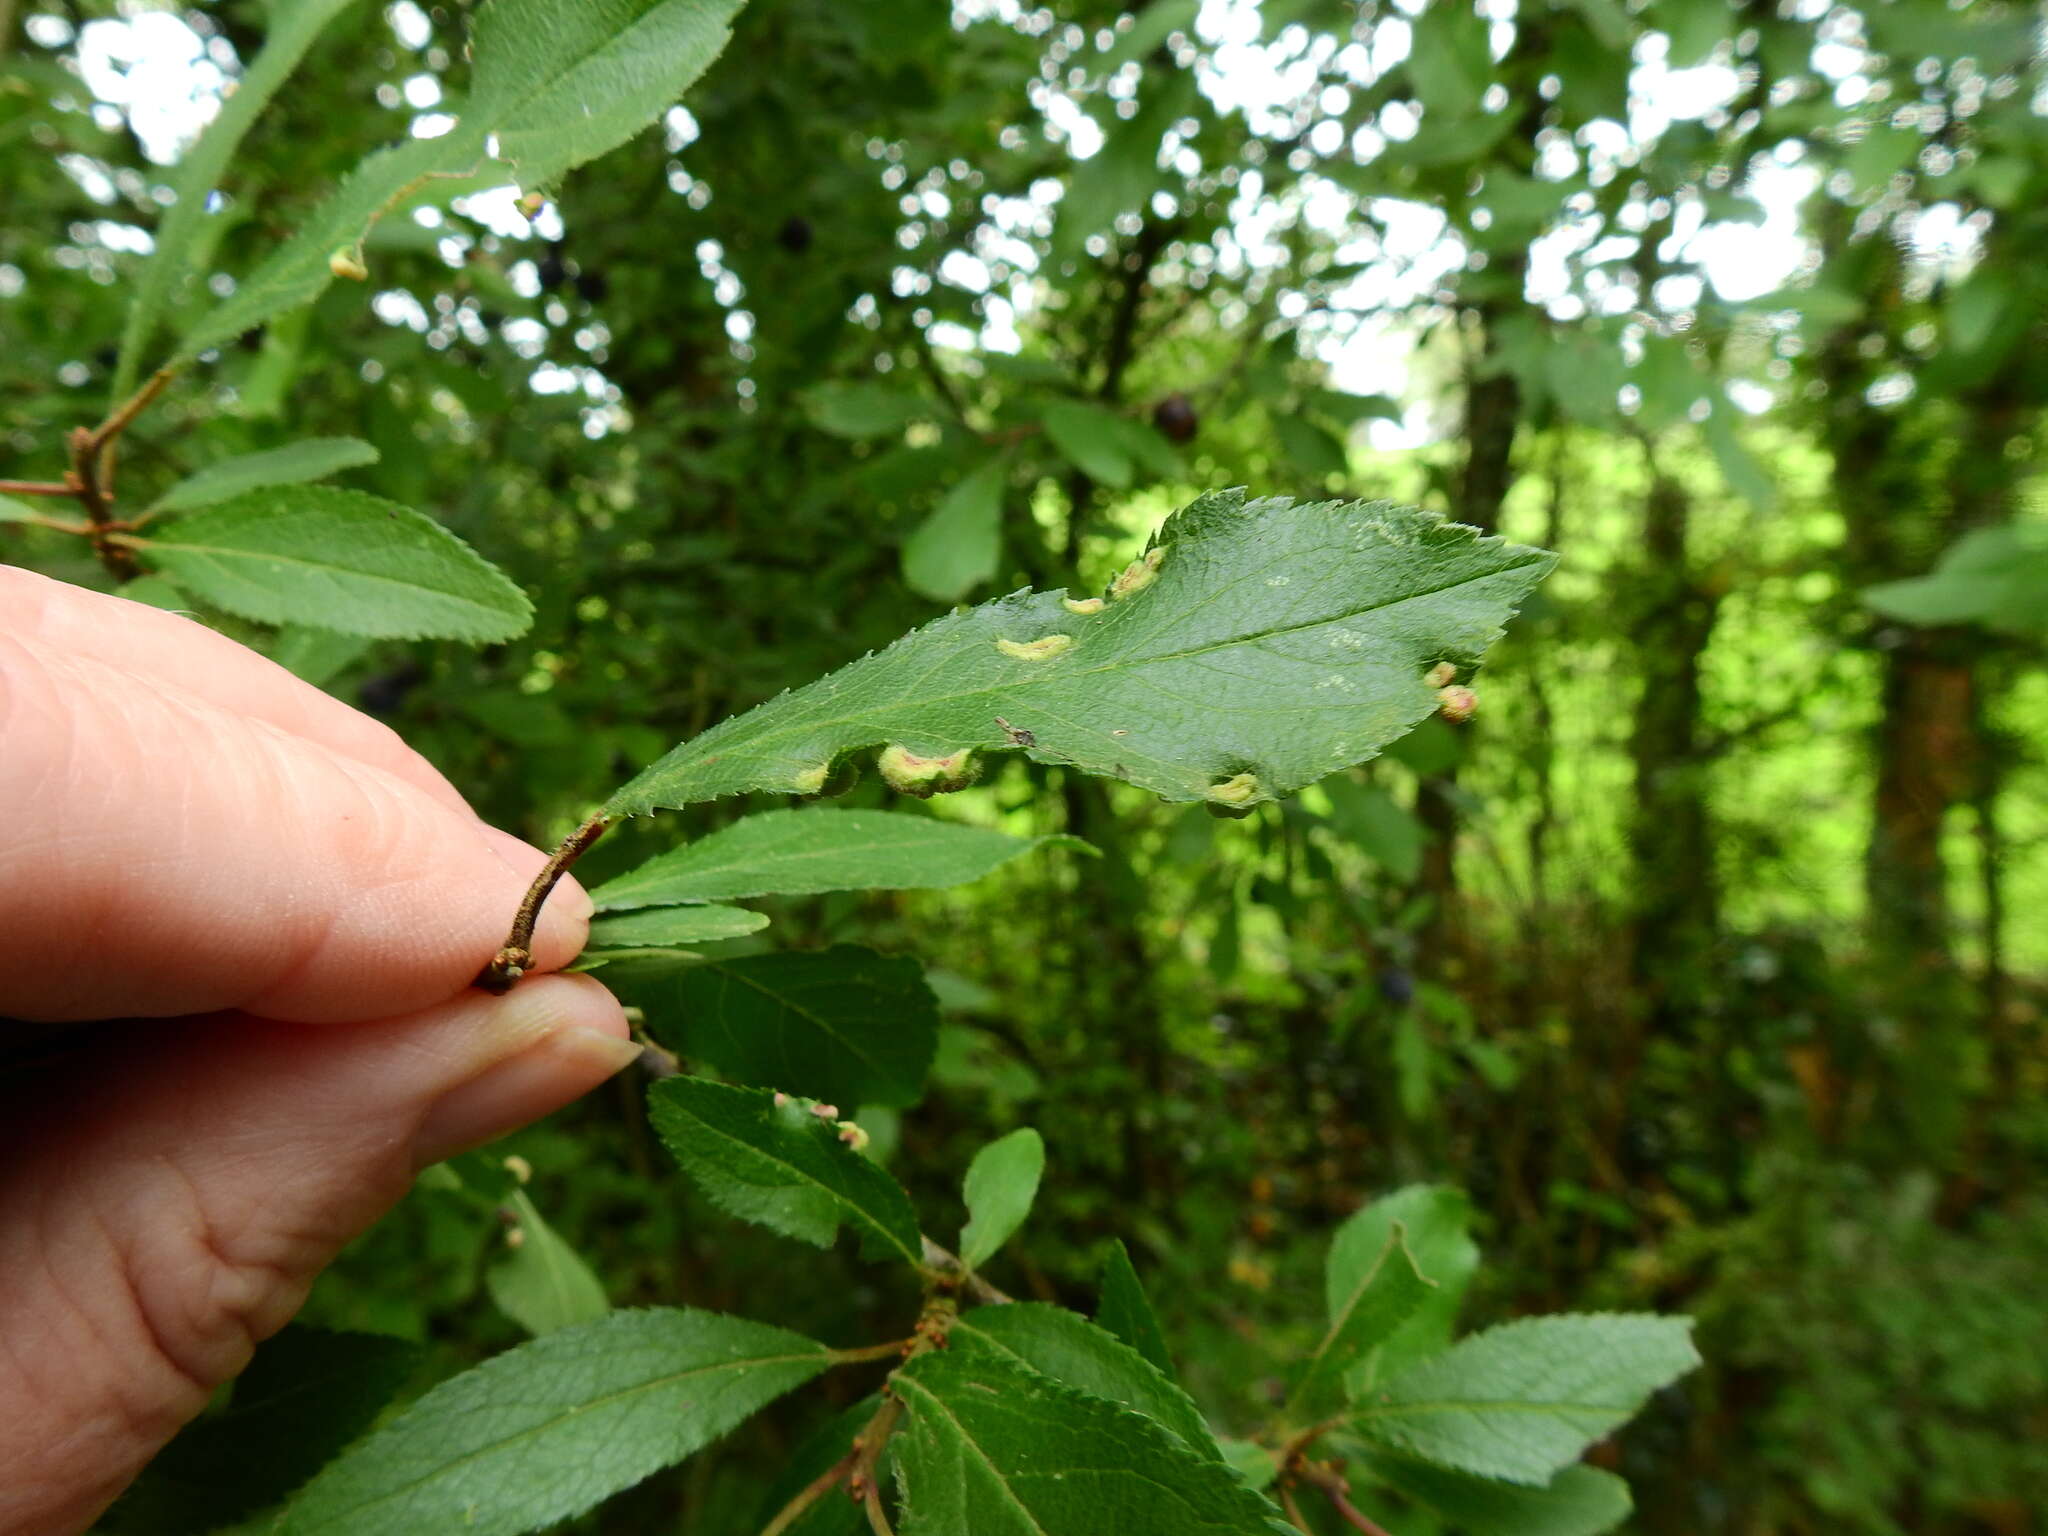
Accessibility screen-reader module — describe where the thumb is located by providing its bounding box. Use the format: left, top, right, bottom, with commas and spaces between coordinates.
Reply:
0, 976, 638, 1536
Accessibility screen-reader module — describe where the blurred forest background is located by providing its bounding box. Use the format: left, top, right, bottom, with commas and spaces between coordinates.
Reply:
5, 0, 2047, 1531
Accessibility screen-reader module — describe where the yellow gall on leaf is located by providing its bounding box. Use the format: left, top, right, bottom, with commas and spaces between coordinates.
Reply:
1437, 685, 1478, 723
1109, 545, 1165, 601
810, 1102, 840, 1120
995, 633, 1074, 662
1424, 661, 1458, 688
1207, 772, 1261, 807
502, 1155, 533, 1186
878, 744, 980, 798
1062, 595, 1106, 615
837, 1121, 871, 1152
503, 1226, 527, 1251
789, 761, 832, 795
518, 191, 547, 218
328, 246, 368, 281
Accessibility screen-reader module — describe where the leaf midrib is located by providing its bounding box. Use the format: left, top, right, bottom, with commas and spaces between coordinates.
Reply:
894, 1372, 1056, 1536
292, 1344, 825, 1530
670, 1101, 921, 1268
604, 826, 1025, 903
639, 549, 1546, 779
136, 535, 521, 621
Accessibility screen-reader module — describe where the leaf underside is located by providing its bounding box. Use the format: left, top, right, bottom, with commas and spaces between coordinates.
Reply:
607, 490, 1556, 817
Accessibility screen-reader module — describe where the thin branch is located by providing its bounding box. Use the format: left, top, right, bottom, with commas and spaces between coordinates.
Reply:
757, 1447, 859, 1536
476, 812, 611, 992
829, 1338, 917, 1365
1, 512, 93, 534
1297, 1461, 1393, 1536
1280, 1483, 1315, 1533
0, 479, 78, 497
919, 1236, 1014, 1305
863, 1481, 895, 1536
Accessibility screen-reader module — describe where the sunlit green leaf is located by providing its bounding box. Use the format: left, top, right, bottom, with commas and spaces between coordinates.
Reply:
150, 438, 381, 513
958, 1127, 1044, 1268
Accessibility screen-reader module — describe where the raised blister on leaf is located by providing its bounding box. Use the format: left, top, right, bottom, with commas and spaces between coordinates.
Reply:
1063, 595, 1106, 615
1207, 772, 1260, 807
1109, 545, 1165, 600
994, 633, 1074, 662
1424, 660, 1457, 687
1436, 685, 1478, 722
878, 744, 979, 798
327, 246, 368, 281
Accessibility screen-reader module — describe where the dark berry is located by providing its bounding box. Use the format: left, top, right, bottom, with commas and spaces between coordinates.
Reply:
1153, 390, 1198, 443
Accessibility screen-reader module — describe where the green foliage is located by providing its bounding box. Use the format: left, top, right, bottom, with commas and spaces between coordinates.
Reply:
134, 489, 533, 642
901, 454, 1007, 603
590, 807, 1078, 909
645, 1077, 924, 1265
607, 492, 1555, 815
276, 1308, 831, 1536
1863, 520, 2048, 636
958, 1126, 1046, 1268
148, 438, 381, 513
642, 945, 940, 1108
1346, 1316, 1701, 1486
890, 1351, 1292, 1536
1097, 1240, 1175, 1377
485, 1187, 610, 1337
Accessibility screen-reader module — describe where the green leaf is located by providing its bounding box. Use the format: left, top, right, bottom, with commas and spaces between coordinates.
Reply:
268, 626, 372, 688
486, 1188, 610, 1337
1405, 0, 1495, 117
1320, 779, 1427, 883
1217, 1438, 1280, 1492
1274, 413, 1349, 481
1366, 1458, 1634, 1536
958, 1127, 1045, 1269
606, 491, 1557, 816
277, 1308, 830, 1536
477, 0, 746, 192
949, 1304, 1216, 1459
134, 487, 533, 642
104, 1325, 418, 1535
1097, 1239, 1174, 1376
1348, 1315, 1700, 1486
591, 808, 1080, 911
1702, 406, 1775, 511
1330, 1185, 1480, 1389
1291, 1227, 1434, 1416
178, 0, 748, 358
1863, 521, 2048, 637
150, 438, 381, 513
0, 495, 45, 524
1041, 398, 1135, 486
645, 1076, 924, 1267
903, 456, 1005, 602
113, 0, 359, 397
806, 382, 929, 438
585, 905, 770, 949
892, 1351, 1294, 1536
639, 945, 938, 1109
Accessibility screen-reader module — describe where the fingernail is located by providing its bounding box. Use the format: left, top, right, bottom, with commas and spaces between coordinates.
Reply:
412, 1026, 643, 1170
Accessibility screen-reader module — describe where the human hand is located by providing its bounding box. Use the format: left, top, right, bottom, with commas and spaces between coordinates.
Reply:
0, 566, 639, 1536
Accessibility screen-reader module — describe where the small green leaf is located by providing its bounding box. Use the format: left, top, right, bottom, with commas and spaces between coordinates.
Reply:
103, 1325, 419, 1535
1291, 1226, 1433, 1416
1096, 1239, 1174, 1376
645, 1076, 924, 1267
607, 492, 1556, 816
113, 0, 358, 396
591, 809, 1079, 911
892, 1351, 1294, 1536
277, 1308, 830, 1536
586, 905, 769, 949
1217, 1438, 1280, 1492
150, 438, 381, 513
1863, 521, 2048, 637
134, 487, 532, 643
1041, 398, 1135, 486
1329, 1185, 1480, 1390
950, 1303, 1216, 1458
0, 495, 44, 524
958, 1127, 1044, 1269
805, 382, 929, 438
1348, 1315, 1700, 1486
1320, 779, 1427, 883
903, 456, 1006, 603
476, 0, 746, 192
636, 945, 938, 1109
1366, 1458, 1634, 1536
1274, 413, 1349, 480
486, 1188, 610, 1337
